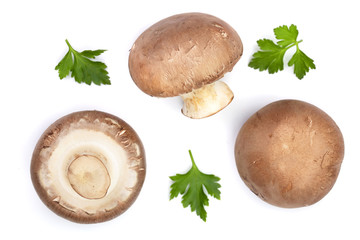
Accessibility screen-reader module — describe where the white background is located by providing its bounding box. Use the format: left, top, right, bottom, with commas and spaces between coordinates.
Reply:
1, 0, 359, 239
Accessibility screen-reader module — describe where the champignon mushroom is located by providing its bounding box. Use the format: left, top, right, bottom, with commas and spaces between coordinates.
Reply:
31, 111, 146, 223
234, 100, 344, 208
128, 12, 243, 119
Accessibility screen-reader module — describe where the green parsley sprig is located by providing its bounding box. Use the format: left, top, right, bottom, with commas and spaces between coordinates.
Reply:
169, 150, 221, 222
249, 24, 316, 79
55, 39, 110, 85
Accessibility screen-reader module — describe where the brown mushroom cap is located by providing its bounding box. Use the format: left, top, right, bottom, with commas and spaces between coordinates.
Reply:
31, 111, 146, 223
128, 12, 243, 97
234, 100, 344, 208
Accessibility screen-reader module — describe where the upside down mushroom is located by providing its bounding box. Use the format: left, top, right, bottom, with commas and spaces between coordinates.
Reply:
31, 111, 146, 223
234, 100, 344, 208
128, 12, 243, 119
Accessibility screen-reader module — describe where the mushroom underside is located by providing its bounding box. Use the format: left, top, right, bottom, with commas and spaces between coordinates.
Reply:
31, 111, 146, 223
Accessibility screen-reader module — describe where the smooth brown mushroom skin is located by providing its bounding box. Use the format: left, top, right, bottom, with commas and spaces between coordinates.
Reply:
128, 12, 243, 97
235, 100, 344, 208
31, 111, 146, 223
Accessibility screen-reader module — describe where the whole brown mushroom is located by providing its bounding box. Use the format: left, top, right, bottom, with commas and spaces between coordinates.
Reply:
31, 111, 146, 223
234, 100, 344, 208
128, 12, 243, 119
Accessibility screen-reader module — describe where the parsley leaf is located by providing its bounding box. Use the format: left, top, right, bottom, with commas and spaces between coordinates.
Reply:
288, 48, 316, 80
274, 24, 298, 47
249, 39, 286, 74
169, 150, 221, 222
249, 24, 315, 79
55, 39, 110, 85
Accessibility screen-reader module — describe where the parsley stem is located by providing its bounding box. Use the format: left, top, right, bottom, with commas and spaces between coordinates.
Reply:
65, 39, 71, 48
284, 39, 302, 51
65, 39, 75, 53
295, 40, 303, 46
295, 40, 303, 51
188, 150, 198, 170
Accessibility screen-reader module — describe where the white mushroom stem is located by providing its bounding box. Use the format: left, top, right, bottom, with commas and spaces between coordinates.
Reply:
180, 81, 234, 119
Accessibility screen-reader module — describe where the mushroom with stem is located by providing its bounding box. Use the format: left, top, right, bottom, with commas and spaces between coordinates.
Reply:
128, 12, 243, 119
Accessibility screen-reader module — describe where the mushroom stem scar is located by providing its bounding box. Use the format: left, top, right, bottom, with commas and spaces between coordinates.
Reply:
180, 81, 234, 119
67, 154, 111, 200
